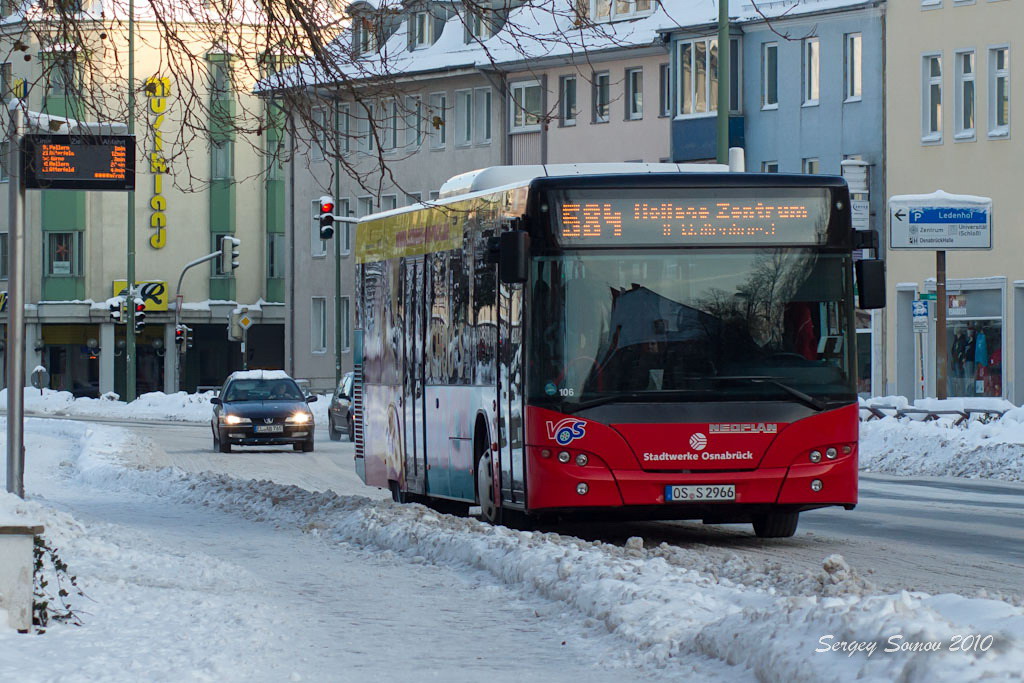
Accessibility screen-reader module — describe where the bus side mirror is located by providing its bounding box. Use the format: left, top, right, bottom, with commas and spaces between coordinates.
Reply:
855, 259, 886, 309
499, 230, 530, 284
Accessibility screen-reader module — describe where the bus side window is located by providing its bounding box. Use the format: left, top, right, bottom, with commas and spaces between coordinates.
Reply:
450, 249, 472, 384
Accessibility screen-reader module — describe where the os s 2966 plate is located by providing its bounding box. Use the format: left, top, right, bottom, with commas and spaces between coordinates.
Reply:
665, 484, 736, 502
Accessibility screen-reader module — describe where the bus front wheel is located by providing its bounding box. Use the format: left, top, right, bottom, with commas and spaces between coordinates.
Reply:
752, 511, 799, 538
476, 451, 501, 524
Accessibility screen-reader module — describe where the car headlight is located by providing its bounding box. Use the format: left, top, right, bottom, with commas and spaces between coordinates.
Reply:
222, 414, 251, 425
287, 412, 312, 424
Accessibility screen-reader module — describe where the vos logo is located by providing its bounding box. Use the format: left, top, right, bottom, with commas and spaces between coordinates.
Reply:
546, 419, 586, 445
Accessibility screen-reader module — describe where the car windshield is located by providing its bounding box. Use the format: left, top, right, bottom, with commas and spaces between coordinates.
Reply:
529, 249, 856, 410
223, 379, 304, 402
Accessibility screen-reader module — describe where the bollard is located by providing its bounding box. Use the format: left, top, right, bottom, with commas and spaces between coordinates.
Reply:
0, 524, 44, 632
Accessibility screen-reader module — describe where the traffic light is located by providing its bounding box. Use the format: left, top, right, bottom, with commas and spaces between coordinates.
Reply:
318, 195, 335, 240
186, 326, 194, 349
218, 236, 240, 275
109, 298, 124, 323
175, 324, 186, 347
134, 300, 146, 333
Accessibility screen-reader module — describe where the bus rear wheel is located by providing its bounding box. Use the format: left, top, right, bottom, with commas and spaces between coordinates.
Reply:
476, 451, 501, 524
752, 511, 799, 538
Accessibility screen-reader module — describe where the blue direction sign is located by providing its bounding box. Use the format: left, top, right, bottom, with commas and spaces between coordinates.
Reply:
889, 192, 992, 250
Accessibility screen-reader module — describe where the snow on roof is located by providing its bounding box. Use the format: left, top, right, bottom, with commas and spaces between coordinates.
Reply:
264, 0, 875, 91
889, 190, 993, 207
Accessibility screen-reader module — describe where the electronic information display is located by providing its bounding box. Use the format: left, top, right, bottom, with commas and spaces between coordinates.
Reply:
21, 134, 135, 191
552, 188, 831, 246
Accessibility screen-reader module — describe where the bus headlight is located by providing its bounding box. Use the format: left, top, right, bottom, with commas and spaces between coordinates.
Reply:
576, 482, 589, 495
810, 479, 823, 492
826, 447, 838, 460
809, 450, 822, 463
557, 451, 571, 463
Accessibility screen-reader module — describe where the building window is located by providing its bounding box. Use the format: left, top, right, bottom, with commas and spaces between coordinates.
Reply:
762, 160, 779, 173
509, 80, 542, 132
356, 102, 376, 152
474, 88, 492, 143
380, 98, 399, 151
405, 192, 421, 205
311, 106, 327, 161
626, 68, 643, 119
311, 297, 327, 353
48, 55, 77, 98
803, 37, 820, 106
922, 54, 943, 142
267, 233, 284, 278
762, 42, 778, 109
658, 63, 671, 116
405, 95, 423, 146
358, 196, 374, 217
354, 16, 377, 54
429, 92, 447, 148
211, 139, 233, 180
381, 194, 397, 212
0, 232, 8, 280
676, 37, 740, 116
955, 50, 976, 139
339, 104, 351, 153
591, 0, 652, 23
412, 11, 432, 48
47, 232, 81, 276
310, 199, 327, 257
466, 11, 492, 41
845, 33, 862, 102
1, 63, 12, 101
560, 75, 577, 126
989, 46, 1010, 138
0, 140, 8, 182
455, 89, 473, 146
593, 71, 610, 123
340, 296, 351, 351
802, 158, 819, 174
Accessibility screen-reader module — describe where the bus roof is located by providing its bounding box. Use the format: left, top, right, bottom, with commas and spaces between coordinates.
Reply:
438, 163, 730, 199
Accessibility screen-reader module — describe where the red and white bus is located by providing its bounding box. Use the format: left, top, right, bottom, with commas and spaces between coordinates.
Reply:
353, 165, 884, 537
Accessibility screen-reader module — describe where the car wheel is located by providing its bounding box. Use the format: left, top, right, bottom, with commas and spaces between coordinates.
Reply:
217, 430, 231, 454
347, 415, 355, 443
328, 416, 341, 441
752, 511, 799, 538
302, 438, 314, 453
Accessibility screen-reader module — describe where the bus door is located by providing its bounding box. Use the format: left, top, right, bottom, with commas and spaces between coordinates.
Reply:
498, 280, 526, 507
402, 256, 427, 495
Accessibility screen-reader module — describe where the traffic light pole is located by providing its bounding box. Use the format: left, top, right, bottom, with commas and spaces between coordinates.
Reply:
125, 0, 137, 402
172, 246, 234, 390
6, 107, 26, 497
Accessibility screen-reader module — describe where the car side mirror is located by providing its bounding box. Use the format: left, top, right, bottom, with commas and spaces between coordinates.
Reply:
211, 397, 222, 405
306, 395, 318, 403
855, 259, 886, 310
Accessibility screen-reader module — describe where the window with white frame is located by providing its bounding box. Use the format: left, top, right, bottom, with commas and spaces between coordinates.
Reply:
509, 80, 542, 132
46, 232, 82, 276
354, 16, 377, 54
676, 37, 740, 116
989, 46, 1010, 137
412, 12, 432, 48
467, 11, 492, 40
211, 139, 233, 179
626, 68, 643, 119
340, 296, 351, 351
381, 195, 398, 212
593, 71, 610, 123
311, 297, 327, 353
310, 199, 328, 257
591, 0, 652, 23
762, 160, 779, 173
803, 37, 820, 105
405, 192, 421, 205
845, 33, 862, 101
358, 102, 376, 152
312, 107, 327, 160
339, 104, 351, 153
922, 54, 943, 142
406, 95, 423, 146
337, 198, 352, 254
560, 75, 577, 125
802, 158, 819, 174
762, 42, 778, 108
357, 196, 374, 217
267, 233, 285, 278
381, 98, 400, 150
658, 63, 671, 116
0, 140, 8, 182
955, 50, 975, 138
455, 89, 473, 146
429, 92, 447, 147
475, 87, 492, 143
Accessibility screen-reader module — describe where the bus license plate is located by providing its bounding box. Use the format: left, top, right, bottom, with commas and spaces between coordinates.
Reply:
254, 424, 284, 434
665, 484, 736, 502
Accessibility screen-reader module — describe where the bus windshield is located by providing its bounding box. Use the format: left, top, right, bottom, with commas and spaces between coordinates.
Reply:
529, 249, 855, 410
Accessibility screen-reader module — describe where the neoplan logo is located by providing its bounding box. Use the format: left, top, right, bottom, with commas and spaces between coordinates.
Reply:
546, 419, 586, 445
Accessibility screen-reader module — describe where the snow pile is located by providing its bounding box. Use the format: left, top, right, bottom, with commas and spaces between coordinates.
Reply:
860, 397, 1024, 481
0, 387, 330, 424
57, 422, 1024, 681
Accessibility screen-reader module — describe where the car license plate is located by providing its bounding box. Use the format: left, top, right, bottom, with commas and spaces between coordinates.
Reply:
254, 424, 284, 434
665, 484, 736, 502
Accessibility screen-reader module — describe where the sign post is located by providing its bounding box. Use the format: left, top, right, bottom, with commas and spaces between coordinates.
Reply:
889, 191, 993, 399
238, 313, 253, 371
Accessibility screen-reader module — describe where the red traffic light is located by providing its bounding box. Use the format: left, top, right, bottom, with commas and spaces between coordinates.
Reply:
135, 303, 146, 312
320, 201, 334, 214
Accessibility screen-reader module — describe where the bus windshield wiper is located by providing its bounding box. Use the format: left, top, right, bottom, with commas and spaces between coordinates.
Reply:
567, 390, 714, 412
698, 375, 827, 412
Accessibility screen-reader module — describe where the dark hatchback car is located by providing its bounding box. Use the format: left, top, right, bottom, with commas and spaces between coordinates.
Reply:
328, 371, 355, 442
211, 372, 317, 453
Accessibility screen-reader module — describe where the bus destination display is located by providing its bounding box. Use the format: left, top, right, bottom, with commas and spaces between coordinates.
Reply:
21, 134, 135, 191
553, 189, 830, 246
